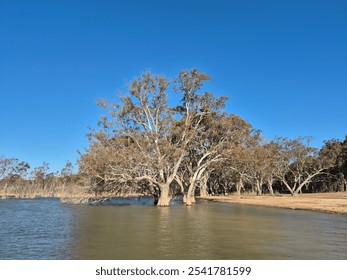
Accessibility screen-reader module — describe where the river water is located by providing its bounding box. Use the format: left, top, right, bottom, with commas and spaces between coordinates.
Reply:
0, 198, 346, 259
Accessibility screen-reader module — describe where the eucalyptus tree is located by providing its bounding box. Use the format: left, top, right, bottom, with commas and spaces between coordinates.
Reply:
273, 137, 338, 196
207, 164, 238, 195
31, 162, 50, 190
224, 144, 251, 195
0, 156, 30, 193
78, 132, 138, 195
339, 136, 347, 190
247, 142, 282, 195
59, 161, 75, 190
247, 145, 270, 195
191, 115, 261, 197
330, 136, 347, 191
262, 142, 281, 195
81, 69, 222, 206
0, 156, 15, 183
174, 93, 228, 205
80, 72, 180, 205
221, 115, 261, 195
315, 138, 346, 192
177, 112, 262, 202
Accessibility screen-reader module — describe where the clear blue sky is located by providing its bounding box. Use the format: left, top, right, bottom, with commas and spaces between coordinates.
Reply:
1, 0, 346, 172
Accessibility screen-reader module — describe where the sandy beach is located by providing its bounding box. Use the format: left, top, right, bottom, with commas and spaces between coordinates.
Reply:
201, 192, 347, 215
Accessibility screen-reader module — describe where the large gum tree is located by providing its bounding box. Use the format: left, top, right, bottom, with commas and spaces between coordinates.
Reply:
81, 69, 223, 206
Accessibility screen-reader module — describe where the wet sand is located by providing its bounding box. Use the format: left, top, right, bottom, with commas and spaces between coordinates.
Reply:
201, 192, 347, 214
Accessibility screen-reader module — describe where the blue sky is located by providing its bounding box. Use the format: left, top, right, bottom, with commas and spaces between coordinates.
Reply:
1, 0, 346, 172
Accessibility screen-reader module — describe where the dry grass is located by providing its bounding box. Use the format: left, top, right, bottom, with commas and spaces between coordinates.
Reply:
0, 186, 143, 204
0, 185, 88, 200
200, 192, 347, 214
2, 187, 346, 214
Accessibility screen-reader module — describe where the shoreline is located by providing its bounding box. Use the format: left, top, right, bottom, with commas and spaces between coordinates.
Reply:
200, 192, 347, 215
2, 191, 347, 215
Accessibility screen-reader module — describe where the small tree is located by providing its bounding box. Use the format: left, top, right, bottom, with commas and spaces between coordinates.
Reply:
32, 162, 49, 190
0, 156, 30, 194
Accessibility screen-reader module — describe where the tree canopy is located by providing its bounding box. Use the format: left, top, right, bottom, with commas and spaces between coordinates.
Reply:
1, 69, 347, 204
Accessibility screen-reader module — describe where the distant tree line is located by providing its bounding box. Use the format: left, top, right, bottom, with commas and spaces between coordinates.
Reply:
0, 159, 79, 198
1, 69, 346, 205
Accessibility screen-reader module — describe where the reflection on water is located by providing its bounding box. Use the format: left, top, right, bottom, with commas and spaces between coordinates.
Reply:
0, 198, 347, 259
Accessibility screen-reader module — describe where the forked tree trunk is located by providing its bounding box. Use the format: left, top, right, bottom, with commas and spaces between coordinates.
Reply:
185, 174, 201, 206
175, 176, 187, 204
280, 178, 295, 196
267, 179, 274, 196
256, 179, 263, 196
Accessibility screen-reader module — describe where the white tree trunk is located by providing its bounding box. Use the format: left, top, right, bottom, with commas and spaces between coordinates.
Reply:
185, 189, 196, 206
256, 178, 263, 196
236, 177, 243, 196
267, 179, 274, 195
156, 184, 171, 207
185, 181, 196, 206
199, 183, 209, 197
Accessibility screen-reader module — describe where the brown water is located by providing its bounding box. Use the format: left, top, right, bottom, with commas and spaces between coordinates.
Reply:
0, 198, 346, 259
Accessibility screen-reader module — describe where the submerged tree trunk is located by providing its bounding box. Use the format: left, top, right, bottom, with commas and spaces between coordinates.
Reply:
185, 185, 196, 206
175, 175, 188, 204
185, 167, 207, 206
156, 184, 172, 207
182, 193, 187, 204
185, 195, 195, 206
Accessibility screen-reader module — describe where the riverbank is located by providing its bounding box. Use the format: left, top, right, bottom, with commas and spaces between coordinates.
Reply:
2, 189, 347, 214
200, 192, 347, 214
0, 189, 146, 204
